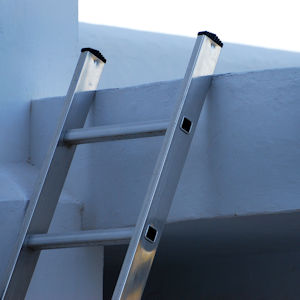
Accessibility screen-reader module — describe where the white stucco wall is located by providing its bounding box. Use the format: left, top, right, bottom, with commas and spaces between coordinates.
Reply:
79, 23, 300, 89
1, 14, 300, 164
30, 68, 300, 299
0, 2, 103, 299
30, 68, 300, 229
0, 0, 78, 163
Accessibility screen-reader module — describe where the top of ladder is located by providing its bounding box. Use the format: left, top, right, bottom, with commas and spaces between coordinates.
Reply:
198, 31, 223, 47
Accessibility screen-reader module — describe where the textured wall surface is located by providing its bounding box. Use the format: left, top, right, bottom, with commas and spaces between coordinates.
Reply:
79, 23, 300, 89
31, 68, 300, 228
31, 68, 300, 299
2, 15, 300, 163
0, 163, 103, 299
0, 1, 103, 299
0, 0, 78, 163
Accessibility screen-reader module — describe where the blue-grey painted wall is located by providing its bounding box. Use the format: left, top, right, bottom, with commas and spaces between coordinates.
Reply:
79, 23, 300, 89
0, 0, 78, 163
31, 68, 300, 298
31, 68, 300, 229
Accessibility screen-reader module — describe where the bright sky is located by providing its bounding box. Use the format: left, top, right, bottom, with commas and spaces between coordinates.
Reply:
79, 0, 300, 53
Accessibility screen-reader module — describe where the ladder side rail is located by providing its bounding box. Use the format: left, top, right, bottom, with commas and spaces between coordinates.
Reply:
112, 33, 222, 300
1, 49, 105, 300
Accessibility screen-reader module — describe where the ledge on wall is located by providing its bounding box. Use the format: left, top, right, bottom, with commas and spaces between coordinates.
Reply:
30, 67, 300, 229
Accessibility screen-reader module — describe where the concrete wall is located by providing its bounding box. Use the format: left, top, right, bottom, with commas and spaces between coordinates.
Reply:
0, 162, 103, 299
2, 13, 300, 163
144, 250, 300, 300
0, 1, 103, 299
104, 212, 300, 299
0, 0, 78, 163
79, 23, 300, 89
31, 68, 300, 298
31, 68, 300, 229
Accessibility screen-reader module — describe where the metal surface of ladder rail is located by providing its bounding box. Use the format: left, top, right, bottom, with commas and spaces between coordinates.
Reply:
112, 31, 223, 300
0, 48, 106, 300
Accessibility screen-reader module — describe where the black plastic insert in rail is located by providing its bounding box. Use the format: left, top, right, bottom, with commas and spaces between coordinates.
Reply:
198, 31, 223, 47
81, 48, 106, 63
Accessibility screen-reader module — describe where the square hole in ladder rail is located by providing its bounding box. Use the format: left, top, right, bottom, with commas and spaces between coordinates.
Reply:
180, 117, 192, 134
145, 225, 158, 243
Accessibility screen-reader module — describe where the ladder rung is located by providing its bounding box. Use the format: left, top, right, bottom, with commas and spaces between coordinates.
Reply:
64, 121, 169, 145
25, 227, 133, 250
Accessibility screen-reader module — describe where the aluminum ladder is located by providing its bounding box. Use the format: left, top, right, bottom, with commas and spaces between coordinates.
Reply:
1, 31, 223, 300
